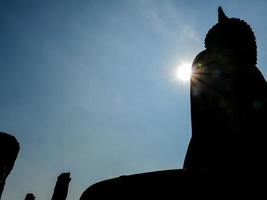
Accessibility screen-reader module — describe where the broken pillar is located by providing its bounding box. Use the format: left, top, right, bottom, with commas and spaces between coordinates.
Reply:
0, 132, 20, 199
51, 172, 71, 200
24, 193, 35, 200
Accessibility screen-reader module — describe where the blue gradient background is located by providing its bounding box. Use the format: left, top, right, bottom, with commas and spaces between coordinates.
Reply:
0, 0, 266, 199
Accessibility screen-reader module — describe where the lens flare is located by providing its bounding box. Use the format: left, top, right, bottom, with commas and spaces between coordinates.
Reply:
176, 63, 192, 82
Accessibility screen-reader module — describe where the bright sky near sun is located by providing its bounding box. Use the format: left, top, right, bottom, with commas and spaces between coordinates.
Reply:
176, 63, 192, 82
0, 1, 267, 200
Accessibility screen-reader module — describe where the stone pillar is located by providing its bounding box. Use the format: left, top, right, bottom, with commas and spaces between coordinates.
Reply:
24, 193, 35, 200
0, 132, 20, 199
51, 172, 71, 200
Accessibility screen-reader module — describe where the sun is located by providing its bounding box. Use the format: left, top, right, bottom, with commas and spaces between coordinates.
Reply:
176, 62, 192, 82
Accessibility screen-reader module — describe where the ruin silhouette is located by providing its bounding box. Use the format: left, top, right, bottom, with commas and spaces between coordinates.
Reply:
80, 7, 267, 199
0, 132, 20, 199
51, 172, 71, 200
0, 6, 265, 200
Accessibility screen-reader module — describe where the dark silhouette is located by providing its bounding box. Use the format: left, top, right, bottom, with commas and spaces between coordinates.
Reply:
51, 172, 71, 200
184, 7, 267, 176
24, 193, 35, 200
80, 7, 267, 199
0, 132, 20, 199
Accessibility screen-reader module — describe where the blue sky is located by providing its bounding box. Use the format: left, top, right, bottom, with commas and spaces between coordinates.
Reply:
0, 0, 266, 199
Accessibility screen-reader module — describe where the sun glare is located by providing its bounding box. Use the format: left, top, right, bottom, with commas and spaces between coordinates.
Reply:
176, 62, 192, 82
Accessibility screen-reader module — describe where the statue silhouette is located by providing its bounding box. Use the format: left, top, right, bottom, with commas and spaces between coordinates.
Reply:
80, 7, 267, 199
184, 7, 267, 176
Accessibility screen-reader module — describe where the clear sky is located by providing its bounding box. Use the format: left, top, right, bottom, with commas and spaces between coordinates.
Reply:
0, 0, 266, 199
